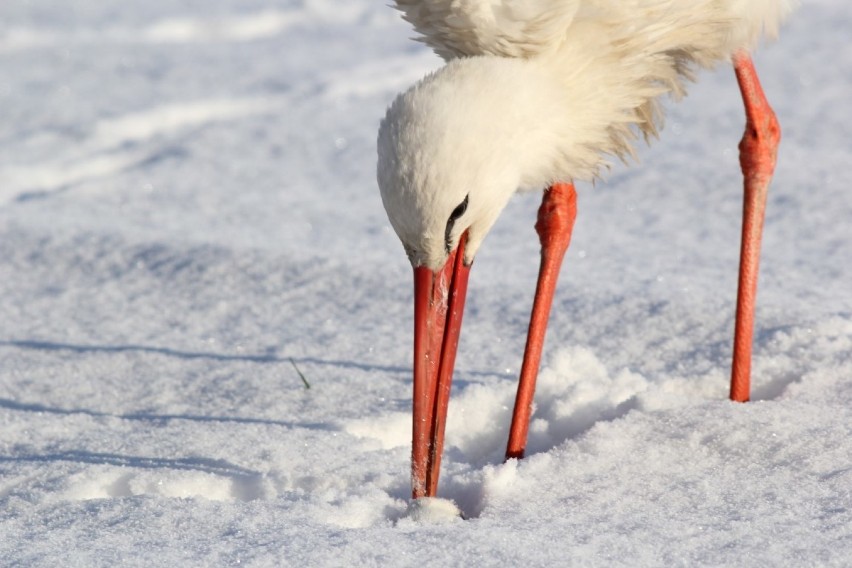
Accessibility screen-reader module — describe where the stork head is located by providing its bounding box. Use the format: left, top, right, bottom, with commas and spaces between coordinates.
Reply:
377, 58, 548, 271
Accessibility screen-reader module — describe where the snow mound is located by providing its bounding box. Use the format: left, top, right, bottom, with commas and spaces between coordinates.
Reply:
398, 497, 463, 525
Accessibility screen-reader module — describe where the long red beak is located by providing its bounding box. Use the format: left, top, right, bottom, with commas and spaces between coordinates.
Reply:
411, 232, 471, 499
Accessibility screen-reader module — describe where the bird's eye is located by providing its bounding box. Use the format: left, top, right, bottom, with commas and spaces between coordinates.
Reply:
449, 194, 468, 222
445, 194, 469, 253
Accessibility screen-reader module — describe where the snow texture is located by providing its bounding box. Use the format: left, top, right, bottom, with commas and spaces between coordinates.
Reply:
1, 0, 850, 565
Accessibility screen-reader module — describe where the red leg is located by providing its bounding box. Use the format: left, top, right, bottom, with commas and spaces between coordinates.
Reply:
730, 52, 781, 402
506, 182, 577, 459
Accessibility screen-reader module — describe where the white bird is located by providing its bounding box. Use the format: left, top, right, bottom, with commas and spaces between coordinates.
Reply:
377, 0, 796, 499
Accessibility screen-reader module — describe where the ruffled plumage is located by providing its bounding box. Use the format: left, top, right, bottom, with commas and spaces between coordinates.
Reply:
394, 1, 796, 60
378, 0, 797, 267
390, 0, 796, 176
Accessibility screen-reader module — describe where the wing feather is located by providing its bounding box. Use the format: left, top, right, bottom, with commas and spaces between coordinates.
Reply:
393, 0, 581, 60
394, 0, 795, 61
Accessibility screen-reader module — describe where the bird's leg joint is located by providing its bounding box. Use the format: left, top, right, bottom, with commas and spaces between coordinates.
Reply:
739, 108, 780, 186
535, 182, 578, 255
734, 53, 780, 188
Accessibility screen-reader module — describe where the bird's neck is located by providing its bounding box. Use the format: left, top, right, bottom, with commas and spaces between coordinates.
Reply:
473, 16, 732, 186
435, 54, 654, 189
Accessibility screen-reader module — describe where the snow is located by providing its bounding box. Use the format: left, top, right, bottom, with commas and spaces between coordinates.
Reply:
1, 0, 850, 565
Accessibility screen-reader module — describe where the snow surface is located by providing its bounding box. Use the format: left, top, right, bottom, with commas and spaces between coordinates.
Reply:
1, 0, 850, 565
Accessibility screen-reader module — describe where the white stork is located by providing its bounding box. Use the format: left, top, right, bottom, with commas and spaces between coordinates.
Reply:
376, 0, 797, 499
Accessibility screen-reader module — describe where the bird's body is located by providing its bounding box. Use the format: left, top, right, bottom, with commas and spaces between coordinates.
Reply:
395, 0, 793, 60
379, 0, 794, 268
377, 0, 795, 499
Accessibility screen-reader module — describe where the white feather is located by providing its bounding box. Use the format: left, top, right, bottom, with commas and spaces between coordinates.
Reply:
394, 0, 796, 60
379, 0, 797, 269
394, 0, 581, 59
